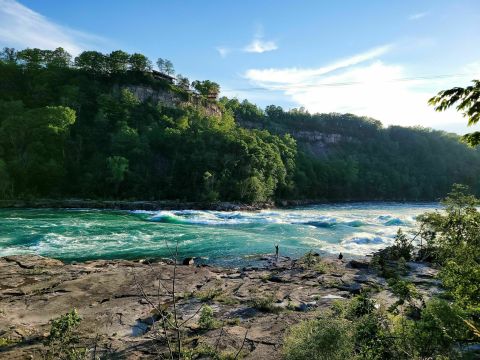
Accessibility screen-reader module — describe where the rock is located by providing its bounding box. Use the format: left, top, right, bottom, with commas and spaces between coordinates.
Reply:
348, 259, 370, 269
296, 301, 316, 312
182, 257, 195, 266
339, 282, 363, 294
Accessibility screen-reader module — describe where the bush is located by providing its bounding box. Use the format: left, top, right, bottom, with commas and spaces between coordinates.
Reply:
251, 295, 282, 313
44, 309, 85, 360
283, 315, 354, 360
346, 292, 376, 319
198, 305, 218, 330
395, 298, 471, 359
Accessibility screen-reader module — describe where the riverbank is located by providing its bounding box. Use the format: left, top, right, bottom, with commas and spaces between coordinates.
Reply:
0, 254, 440, 359
0, 199, 275, 211
0, 198, 436, 212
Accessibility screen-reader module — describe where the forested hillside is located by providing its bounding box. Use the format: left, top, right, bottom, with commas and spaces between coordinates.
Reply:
1, 47, 479, 202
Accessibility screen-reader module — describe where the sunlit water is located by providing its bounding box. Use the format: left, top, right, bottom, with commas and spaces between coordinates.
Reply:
0, 203, 440, 266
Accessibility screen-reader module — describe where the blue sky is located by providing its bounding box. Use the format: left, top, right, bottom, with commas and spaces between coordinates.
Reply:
1, 0, 479, 133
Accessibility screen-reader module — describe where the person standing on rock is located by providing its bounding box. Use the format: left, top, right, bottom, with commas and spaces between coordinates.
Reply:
275, 243, 279, 262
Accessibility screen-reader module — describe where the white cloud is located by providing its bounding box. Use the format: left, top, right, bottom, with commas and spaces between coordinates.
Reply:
216, 46, 231, 58
245, 44, 392, 84
0, 0, 107, 55
243, 38, 278, 53
244, 45, 475, 133
216, 25, 278, 57
409, 12, 428, 20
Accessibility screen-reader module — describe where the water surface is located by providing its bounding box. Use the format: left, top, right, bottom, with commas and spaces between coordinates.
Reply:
0, 203, 439, 266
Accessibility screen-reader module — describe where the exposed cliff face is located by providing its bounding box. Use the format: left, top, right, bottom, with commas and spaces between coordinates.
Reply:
122, 85, 350, 157
292, 131, 348, 157
122, 84, 222, 118
237, 119, 350, 157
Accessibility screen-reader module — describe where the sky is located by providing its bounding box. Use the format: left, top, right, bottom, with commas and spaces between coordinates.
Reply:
0, 0, 479, 134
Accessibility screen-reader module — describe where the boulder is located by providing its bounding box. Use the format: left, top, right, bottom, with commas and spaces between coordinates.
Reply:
182, 257, 195, 266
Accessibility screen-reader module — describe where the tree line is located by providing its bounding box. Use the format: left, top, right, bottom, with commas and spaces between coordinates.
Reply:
1, 47, 480, 202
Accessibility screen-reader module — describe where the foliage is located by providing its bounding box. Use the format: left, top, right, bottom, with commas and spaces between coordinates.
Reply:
222, 98, 480, 201
198, 305, 218, 330
250, 295, 282, 313
283, 315, 355, 360
417, 185, 480, 315
44, 309, 85, 360
396, 298, 471, 359
429, 79, 480, 146
1, 47, 480, 203
192, 80, 220, 98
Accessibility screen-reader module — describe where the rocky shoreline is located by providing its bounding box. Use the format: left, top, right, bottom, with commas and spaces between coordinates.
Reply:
0, 199, 276, 211
0, 254, 440, 359
0, 198, 430, 212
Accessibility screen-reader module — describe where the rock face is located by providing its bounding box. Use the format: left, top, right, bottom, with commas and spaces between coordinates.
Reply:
123, 84, 222, 118
0, 255, 440, 359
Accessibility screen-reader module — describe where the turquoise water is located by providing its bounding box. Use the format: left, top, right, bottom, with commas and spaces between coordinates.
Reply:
0, 203, 439, 266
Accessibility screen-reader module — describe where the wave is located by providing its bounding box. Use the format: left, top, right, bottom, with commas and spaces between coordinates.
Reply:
342, 233, 387, 245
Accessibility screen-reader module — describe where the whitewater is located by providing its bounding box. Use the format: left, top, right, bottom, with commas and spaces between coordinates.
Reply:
0, 203, 439, 266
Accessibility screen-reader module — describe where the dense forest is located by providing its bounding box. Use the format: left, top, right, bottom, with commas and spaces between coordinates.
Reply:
1, 47, 479, 203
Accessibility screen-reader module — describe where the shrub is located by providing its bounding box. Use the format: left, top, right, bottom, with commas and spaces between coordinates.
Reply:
250, 295, 282, 313
394, 298, 471, 359
198, 305, 218, 330
44, 309, 85, 360
283, 315, 354, 360
346, 292, 376, 319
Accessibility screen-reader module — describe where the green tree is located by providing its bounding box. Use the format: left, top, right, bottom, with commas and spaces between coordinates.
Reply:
418, 185, 480, 315
74, 51, 107, 75
0, 47, 17, 64
176, 74, 190, 90
129, 53, 152, 72
106, 156, 129, 195
17, 48, 45, 68
107, 50, 130, 74
164, 59, 174, 75
44, 47, 72, 68
192, 80, 220, 99
0, 104, 76, 195
0, 159, 12, 199
429, 80, 480, 146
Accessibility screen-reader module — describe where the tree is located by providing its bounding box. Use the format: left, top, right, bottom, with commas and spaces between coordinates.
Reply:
129, 53, 152, 72
429, 80, 480, 146
0, 104, 76, 195
157, 58, 174, 75
107, 50, 130, 74
106, 156, 129, 195
164, 59, 174, 76
0, 47, 17, 64
191, 80, 220, 98
156, 58, 165, 72
418, 185, 480, 314
17, 48, 45, 68
74, 51, 107, 75
176, 74, 190, 90
0, 159, 12, 199
44, 47, 72, 68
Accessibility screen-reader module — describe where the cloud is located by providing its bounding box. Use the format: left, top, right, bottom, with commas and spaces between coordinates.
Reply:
215, 25, 278, 57
244, 45, 473, 132
243, 38, 278, 53
245, 44, 392, 84
0, 0, 107, 55
408, 12, 428, 20
216, 46, 231, 58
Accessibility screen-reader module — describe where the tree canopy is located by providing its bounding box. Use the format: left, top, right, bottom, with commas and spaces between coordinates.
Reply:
429, 79, 480, 146
1, 47, 480, 202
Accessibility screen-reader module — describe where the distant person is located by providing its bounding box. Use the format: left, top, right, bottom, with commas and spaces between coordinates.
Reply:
275, 243, 279, 261
338, 252, 343, 260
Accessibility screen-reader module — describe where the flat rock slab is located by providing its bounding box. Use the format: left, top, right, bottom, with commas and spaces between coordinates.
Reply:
0, 255, 440, 359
